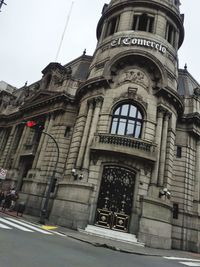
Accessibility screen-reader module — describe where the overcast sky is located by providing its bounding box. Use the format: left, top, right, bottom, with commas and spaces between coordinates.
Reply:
0, 0, 199, 88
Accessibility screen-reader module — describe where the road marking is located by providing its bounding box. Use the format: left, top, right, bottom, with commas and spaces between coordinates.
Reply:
0, 218, 33, 232
47, 230, 66, 237
179, 263, 200, 266
6, 217, 65, 236
0, 222, 12, 229
5, 217, 53, 235
41, 225, 58, 230
164, 257, 200, 262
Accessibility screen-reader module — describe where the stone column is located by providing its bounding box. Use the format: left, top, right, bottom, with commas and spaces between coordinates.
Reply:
76, 100, 94, 169
4, 125, 17, 168
82, 96, 103, 170
12, 126, 29, 169
34, 115, 53, 170
118, 11, 132, 31
158, 112, 170, 187
99, 21, 108, 43
0, 129, 7, 150
164, 113, 176, 190
151, 108, 164, 185
194, 140, 200, 203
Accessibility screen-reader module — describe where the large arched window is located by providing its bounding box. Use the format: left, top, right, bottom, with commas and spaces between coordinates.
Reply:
110, 103, 143, 138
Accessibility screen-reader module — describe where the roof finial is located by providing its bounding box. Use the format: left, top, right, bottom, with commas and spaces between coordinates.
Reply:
184, 63, 187, 71
83, 49, 86, 55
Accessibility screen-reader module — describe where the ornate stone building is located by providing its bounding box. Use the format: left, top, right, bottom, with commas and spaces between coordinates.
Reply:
1, 0, 200, 252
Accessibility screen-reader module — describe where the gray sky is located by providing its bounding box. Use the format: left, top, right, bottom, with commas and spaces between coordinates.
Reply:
0, 0, 199, 88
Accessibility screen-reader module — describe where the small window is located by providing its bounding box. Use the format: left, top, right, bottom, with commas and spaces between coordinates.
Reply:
105, 15, 120, 38
64, 126, 71, 138
166, 22, 176, 46
51, 178, 57, 193
132, 14, 154, 33
173, 203, 179, 219
176, 146, 182, 158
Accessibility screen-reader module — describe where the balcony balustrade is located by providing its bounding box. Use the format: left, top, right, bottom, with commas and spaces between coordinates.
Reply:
91, 133, 157, 162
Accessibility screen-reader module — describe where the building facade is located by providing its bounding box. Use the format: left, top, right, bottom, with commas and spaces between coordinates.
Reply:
1, 0, 200, 252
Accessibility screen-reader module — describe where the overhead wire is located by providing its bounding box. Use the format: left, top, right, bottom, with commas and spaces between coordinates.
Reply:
55, 1, 74, 62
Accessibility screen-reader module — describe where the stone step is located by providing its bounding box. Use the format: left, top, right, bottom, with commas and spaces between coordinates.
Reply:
79, 225, 144, 246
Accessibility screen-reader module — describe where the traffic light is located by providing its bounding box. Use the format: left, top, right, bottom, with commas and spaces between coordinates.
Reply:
26, 121, 37, 127
25, 121, 44, 131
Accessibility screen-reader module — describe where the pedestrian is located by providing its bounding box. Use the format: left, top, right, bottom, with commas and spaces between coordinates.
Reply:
2, 191, 12, 212
0, 190, 5, 206
9, 190, 18, 211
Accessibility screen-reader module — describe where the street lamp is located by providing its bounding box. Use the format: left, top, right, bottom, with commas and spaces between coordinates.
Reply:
159, 187, 171, 200
25, 121, 60, 224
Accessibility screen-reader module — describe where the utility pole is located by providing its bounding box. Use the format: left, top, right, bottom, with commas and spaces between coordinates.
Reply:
25, 121, 60, 225
0, 0, 7, 12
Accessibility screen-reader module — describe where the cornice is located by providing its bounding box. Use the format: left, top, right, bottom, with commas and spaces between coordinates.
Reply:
20, 92, 75, 112
0, 92, 76, 126
76, 76, 110, 99
155, 86, 184, 115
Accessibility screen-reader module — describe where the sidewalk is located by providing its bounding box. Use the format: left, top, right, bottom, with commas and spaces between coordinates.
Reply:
1, 209, 200, 259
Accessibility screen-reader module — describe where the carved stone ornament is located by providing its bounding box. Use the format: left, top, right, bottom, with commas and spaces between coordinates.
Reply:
194, 87, 200, 96
52, 69, 65, 86
117, 69, 149, 89
113, 89, 147, 109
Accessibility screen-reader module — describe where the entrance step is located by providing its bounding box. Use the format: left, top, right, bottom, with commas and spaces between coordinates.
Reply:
79, 225, 144, 246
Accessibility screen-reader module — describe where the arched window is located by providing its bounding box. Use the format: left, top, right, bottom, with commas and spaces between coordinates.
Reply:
110, 103, 143, 138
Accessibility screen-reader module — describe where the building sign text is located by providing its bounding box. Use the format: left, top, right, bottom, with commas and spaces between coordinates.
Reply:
111, 37, 167, 54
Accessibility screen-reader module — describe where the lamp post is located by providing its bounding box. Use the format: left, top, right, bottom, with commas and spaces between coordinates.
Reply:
39, 131, 60, 225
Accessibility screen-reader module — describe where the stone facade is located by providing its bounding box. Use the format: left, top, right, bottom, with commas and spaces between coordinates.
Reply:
0, 0, 200, 252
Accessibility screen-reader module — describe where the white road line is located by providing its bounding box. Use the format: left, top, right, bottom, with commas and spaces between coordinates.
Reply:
164, 257, 200, 262
47, 230, 66, 237
0, 218, 33, 232
179, 263, 200, 266
17, 219, 65, 236
0, 222, 12, 229
5, 217, 53, 235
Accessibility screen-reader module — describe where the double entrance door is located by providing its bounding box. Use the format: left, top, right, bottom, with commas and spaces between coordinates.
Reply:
95, 166, 135, 232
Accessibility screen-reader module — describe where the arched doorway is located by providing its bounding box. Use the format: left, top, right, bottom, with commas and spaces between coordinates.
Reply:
95, 166, 136, 232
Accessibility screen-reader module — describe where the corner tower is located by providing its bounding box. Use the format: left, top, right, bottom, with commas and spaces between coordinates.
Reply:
53, 0, 186, 250
88, 0, 184, 93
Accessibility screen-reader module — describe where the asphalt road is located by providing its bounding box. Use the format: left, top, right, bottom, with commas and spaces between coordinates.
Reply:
0, 214, 199, 267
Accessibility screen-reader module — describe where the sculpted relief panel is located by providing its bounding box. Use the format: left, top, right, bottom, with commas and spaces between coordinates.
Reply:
114, 68, 150, 90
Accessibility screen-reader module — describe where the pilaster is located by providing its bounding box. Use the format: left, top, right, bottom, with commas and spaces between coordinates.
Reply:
158, 112, 170, 187
82, 96, 103, 172
76, 99, 94, 169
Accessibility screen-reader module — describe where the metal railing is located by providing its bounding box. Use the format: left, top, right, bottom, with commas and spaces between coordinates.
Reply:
95, 133, 155, 152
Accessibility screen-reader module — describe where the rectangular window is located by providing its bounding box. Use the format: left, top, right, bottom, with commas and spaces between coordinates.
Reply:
118, 119, 126, 135
64, 126, 71, 138
166, 22, 176, 46
176, 146, 182, 158
173, 203, 179, 219
132, 14, 154, 33
105, 16, 120, 38
111, 118, 118, 134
